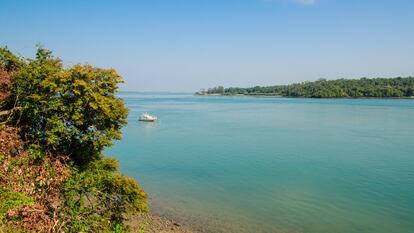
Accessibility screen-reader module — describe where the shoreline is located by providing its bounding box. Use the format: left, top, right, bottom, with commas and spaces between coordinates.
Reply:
195, 93, 414, 99
127, 213, 197, 233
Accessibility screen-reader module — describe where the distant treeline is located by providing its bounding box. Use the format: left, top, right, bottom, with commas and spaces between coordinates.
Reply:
203, 77, 414, 98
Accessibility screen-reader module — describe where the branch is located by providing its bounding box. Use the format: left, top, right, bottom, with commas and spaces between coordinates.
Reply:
0, 106, 21, 117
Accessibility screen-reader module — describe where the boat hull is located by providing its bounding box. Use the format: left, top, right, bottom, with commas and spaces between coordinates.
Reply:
139, 119, 156, 122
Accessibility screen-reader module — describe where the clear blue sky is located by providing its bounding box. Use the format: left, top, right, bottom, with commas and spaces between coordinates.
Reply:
1, 0, 413, 91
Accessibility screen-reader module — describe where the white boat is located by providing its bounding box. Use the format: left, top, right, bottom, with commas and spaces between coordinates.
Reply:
139, 112, 157, 122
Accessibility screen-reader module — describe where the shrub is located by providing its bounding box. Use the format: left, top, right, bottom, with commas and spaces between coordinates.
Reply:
60, 157, 148, 232
28, 144, 44, 163
0, 189, 33, 220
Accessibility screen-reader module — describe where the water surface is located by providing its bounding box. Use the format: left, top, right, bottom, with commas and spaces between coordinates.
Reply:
107, 93, 414, 233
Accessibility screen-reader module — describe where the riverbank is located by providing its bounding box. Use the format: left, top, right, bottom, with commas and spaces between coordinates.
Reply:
127, 213, 196, 233
195, 93, 414, 99
200, 77, 414, 98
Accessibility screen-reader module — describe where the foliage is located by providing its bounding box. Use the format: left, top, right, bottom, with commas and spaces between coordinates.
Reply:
0, 189, 33, 221
0, 127, 70, 232
0, 66, 11, 102
60, 157, 148, 232
7, 45, 128, 164
0, 47, 21, 103
206, 77, 414, 98
207, 86, 224, 94
0, 47, 21, 72
0, 189, 33, 233
0, 46, 147, 232
28, 144, 45, 163
0, 125, 23, 157
139, 221, 149, 233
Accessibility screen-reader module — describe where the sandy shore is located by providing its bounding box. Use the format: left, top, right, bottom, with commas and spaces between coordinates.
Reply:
126, 213, 197, 233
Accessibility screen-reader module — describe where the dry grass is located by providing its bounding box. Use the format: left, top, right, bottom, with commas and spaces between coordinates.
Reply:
0, 125, 70, 232
0, 67, 11, 102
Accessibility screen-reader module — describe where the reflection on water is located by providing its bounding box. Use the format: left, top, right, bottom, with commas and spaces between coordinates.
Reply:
140, 121, 159, 130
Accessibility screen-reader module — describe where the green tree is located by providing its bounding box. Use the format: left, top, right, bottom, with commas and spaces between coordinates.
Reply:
1, 45, 147, 232
9, 46, 128, 164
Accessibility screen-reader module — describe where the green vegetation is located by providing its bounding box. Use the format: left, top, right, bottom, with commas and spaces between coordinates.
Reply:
0, 45, 147, 232
205, 77, 414, 98
8, 46, 128, 164
61, 158, 147, 232
139, 222, 149, 233
0, 189, 33, 220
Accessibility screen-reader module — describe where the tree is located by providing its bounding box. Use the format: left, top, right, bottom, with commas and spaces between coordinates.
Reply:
1, 46, 147, 232
8, 46, 128, 164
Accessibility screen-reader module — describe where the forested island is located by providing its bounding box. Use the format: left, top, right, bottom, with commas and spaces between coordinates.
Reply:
200, 77, 414, 98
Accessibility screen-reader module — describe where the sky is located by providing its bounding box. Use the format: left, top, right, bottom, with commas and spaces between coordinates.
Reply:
1, 0, 413, 91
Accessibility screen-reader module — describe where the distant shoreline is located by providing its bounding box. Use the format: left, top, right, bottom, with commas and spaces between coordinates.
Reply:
195, 93, 414, 99
198, 77, 414, 99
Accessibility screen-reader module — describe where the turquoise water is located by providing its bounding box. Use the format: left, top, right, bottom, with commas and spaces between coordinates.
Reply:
107, 93, 414, 233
